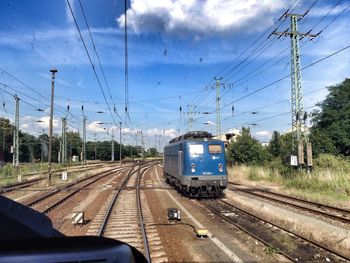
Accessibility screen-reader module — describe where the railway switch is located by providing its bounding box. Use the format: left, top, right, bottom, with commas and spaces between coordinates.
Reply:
167, 208, 181, 221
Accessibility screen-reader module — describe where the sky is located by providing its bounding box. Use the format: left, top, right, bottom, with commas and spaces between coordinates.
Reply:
0, 0, 349, 150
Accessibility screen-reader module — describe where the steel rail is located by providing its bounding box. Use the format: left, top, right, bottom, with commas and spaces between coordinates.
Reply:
97, 161, 158, 262
201, 200, 298, 262
136, 165, 153, 263
215, 199, 350, 262
41, 168, 122, 214
97, 164, 138, 236
25, 166, 124, 207
229, 182, 350, 224
0, 178, 43, 193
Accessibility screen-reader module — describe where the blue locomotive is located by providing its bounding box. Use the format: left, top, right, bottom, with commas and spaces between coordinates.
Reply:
163, 131, 227, 197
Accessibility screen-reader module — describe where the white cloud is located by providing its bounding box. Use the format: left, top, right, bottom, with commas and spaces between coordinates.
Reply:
117, 0, 288, 37
20, 115, 60, 135
255, 130, 271, 137
37, 116, 60, 129
308, 4, 350, 18
87, 121, 107, 133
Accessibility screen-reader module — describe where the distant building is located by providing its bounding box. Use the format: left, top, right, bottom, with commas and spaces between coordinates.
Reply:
214, 128, 242, 148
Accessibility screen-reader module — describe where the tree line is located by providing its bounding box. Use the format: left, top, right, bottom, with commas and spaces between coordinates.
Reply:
0, 118, 159, 163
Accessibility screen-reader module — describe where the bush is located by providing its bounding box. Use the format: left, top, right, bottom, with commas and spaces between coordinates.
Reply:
313, 154, 350, 172
227, 127, 270, 165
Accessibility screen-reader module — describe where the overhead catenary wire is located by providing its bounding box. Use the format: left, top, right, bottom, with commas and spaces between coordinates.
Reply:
0, 84, 50, 115
309, 0, 344, 31
193, 43, 350, 124
315, 2, 350, 34
0, 68, 81, 121
124, 0, 130, 123
66, 0, 118, 128
219, 0, 349, 107
186, 0, 304, 117
78, 0, 121, 121
0, 67, 50, 100
244, 105, 317, 126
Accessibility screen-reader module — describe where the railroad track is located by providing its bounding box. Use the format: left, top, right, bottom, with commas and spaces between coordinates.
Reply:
0, 163, 118, 194
0, 178, 43, 194
200, 199, 350, 262
87, 161, 167, 263
25, 167, 124, 214
228, 182, 350, 224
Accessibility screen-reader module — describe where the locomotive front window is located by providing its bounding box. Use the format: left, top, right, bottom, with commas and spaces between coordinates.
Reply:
189, 144, 204, 155
209, 144, 222, 154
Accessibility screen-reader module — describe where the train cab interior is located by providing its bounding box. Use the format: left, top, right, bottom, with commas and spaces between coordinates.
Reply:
0, 195, 147, 263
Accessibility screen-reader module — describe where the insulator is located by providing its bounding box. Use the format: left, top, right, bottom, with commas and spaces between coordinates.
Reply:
303, 112, 308, 121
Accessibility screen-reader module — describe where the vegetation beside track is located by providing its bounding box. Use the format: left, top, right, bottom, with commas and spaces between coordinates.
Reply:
228, 154, 350, 204
227, 79, 350, 204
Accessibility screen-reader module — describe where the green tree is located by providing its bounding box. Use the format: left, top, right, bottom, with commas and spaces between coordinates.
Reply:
268, 131, 282, 157
311, 78, 350, 155
227, 127, 270, 165
67, 131, 82, 159
146, 147, 158, 157
0, 118, 14, 162
308, 129, 337, 157
19, 132, 38, 162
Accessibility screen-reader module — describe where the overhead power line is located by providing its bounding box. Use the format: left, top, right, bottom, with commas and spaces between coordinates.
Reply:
220, 0, 348, 103
78, 0, 121, 121
0, 68, 80, 120
193, 43, 350, 123
66, 0, 118, 127
0, 67, 49, 99
0, 83, 49, 114
187, 0, 304, 117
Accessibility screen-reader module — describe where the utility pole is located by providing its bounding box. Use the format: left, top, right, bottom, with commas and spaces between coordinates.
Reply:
213, 78, 232, 139
61, 117, 67, 164
12, 95, 19, 167
82, 116, 87, 164
214, 77, 222, 139
94, 133, 97, 160
119, 122, 122, 166
178, 96, 182, 134
272, 11, 318, 167
187, 105, 195, 131
81, 104, 87, 165
140, 131, 144, 159
154, 134, 157, 153
111, 128, 115, 161
48, 68, 57, 185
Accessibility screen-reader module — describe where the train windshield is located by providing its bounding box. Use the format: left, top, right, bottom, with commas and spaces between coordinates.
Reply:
189, 144, 204, 155
208, 144, 222, 154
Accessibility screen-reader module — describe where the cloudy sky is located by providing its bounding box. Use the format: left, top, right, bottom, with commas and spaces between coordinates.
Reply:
0, 0, 349, 148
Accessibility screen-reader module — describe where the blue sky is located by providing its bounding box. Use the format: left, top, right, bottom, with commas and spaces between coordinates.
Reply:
0, 0, 349, 149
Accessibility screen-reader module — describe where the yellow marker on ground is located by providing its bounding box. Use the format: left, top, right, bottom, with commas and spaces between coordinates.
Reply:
196, 229, 208, 237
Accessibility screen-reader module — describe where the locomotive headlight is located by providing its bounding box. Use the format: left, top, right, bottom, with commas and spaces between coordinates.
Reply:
219, 163, 223, 173
191, 163, 196, 173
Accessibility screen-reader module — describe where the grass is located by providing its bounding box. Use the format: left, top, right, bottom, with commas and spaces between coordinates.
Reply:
228, 154, 350, 205
0, 162, 87, 187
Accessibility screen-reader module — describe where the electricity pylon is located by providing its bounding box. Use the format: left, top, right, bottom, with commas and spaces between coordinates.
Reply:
272, 11, 319, 166
273, 13, 317, 151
